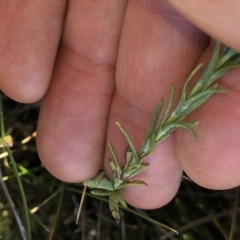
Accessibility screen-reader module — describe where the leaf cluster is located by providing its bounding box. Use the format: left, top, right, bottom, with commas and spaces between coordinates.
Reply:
83, 42, 240, 225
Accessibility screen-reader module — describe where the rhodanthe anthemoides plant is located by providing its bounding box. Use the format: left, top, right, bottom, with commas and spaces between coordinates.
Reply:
77, 42, 240, 226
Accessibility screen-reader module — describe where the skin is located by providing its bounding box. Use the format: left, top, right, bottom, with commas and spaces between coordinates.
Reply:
0, 0, 240, 209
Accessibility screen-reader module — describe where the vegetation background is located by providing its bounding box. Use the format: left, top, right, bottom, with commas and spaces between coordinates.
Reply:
0, 93, 239, 240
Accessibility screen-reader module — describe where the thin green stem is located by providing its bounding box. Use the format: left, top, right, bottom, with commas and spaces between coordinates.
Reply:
47, 183, 65, 240
68, 186, 177, 233
6, 146, 32, 240
0, 94, 32, 240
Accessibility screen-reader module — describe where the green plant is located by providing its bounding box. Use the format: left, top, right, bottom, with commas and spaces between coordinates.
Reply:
81, 42, 240, 227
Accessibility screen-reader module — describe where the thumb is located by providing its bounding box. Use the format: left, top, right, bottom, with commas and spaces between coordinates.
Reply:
167, 0, 240, 52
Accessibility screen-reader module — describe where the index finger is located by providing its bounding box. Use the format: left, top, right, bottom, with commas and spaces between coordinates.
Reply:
167, 0, 240, 52
0, 0, 66, 102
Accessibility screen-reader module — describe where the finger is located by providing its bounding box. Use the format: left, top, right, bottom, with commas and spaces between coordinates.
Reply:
0, 0, 67, 103
167, 0, 240, 52
105, 0, 209, 209
175, 44, 240, 189
37, 0, 128, 182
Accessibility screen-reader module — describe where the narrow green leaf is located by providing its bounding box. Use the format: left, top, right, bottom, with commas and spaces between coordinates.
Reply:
118, 179, 147, 189
109, 191, 121, 224
144, 99, 164, 140
159, 84, 176, 125
116, 122, 139, 165
189, 41, 220, 96
210, 62, 240, 82
172, 122, 199, 138
118, 194, 128, 208
107, 141, 122, 176
94, 171, 106, 181
217, 46, 240, 67
182, 63, 203, 102
83, 179, 114, 191
122, 163, 149, 179
91, 189, 110, 196
140, 99, 164, 156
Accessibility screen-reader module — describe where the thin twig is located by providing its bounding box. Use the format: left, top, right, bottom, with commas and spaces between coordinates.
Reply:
134, 208, 178, 240
30, 188, 62, 214
161, 207, 240, 239
97, 201, 103, 240
229, 187, 239, 240
0, 167, 27, 240
81, 198, 86, 240
212, 218, 228, 240
76, 185, 87, 224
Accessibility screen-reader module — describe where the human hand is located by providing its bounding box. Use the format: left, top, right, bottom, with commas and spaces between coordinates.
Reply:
0, 1, 239, 210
